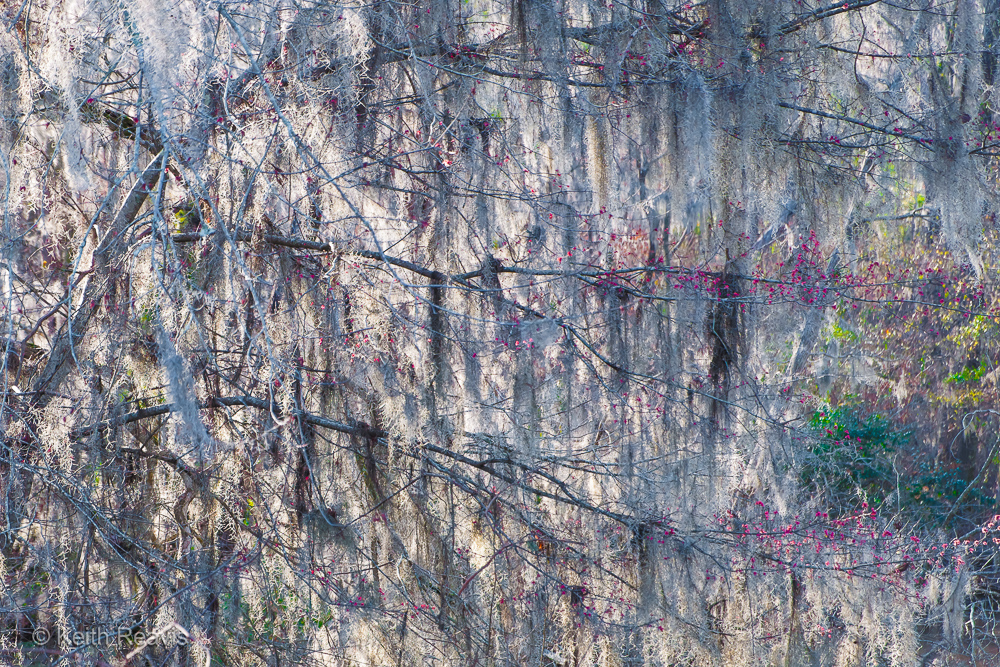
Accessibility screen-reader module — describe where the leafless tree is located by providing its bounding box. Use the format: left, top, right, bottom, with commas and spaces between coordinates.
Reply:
2, 1, 1000, 666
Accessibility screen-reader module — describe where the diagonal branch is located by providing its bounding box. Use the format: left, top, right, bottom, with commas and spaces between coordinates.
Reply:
33, 150, 166, 406
777, 0, 883, 36
777, 101, 930, 145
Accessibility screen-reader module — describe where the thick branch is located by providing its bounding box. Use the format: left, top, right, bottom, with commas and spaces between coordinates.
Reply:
32, 151, 166, 406
777, 0, 883, 36
777, 101, 930, 144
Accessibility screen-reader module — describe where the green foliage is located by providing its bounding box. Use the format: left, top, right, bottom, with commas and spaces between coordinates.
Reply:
907, 462, 995, 510
947, 315, 996, 348
804, 405, 995, 523
173, 207, 190, 232
944, 363, 985, 385
829, 321, 858, 342
803, 406, 905, 509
